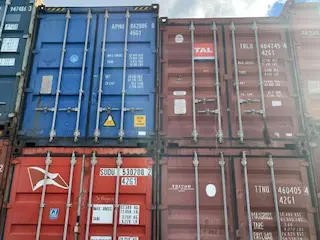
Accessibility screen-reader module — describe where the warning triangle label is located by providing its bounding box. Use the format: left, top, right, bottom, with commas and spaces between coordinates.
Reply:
103, 115, 116, 127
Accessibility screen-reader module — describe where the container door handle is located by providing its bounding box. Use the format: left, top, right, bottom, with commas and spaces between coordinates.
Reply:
94, 9, 109, 142
212, 21, 223, 143
0, 102, 7, 105
35, 152, 52, 240
119, 9, 130, 143
190, 21, 198, 143
85, 151, 98, 240
113, 152, 123, 240
74, 9, 92, 142
63, 152, 77, 240
267, 155, 282, 239
241, 151, 253, 240
253, 21, 271, 144
0, 0, 10, 40
230, 22, 244, 143
49, 9, 71, 142
193, 152, 201, 240
219, 153, 230, 240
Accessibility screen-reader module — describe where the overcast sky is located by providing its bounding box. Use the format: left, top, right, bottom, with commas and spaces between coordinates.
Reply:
45, 0, 283, 18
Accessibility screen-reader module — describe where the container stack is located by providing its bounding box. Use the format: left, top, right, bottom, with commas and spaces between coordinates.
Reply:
156, 4, 320, 240
1, 3, 159, 240
0, 0, 36, 232
1, 0, 320, 239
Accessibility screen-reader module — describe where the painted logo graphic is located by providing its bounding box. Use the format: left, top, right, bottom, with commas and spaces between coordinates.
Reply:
194, 43, 215, 60
27, 167, 69, 191
49, 208, 59, 220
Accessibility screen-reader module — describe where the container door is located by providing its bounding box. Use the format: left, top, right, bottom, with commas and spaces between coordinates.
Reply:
233, 154, 317, 239
160, 22, 226, 143
3, 151, 152, 240
20, 9, 96, 141
89, 10, 156, 142
226, 22, 300, 143
160, 154, 234, 240
0, 2, 33, 125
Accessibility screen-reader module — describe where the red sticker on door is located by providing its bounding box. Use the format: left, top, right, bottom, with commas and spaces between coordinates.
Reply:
194, 43, 215, 60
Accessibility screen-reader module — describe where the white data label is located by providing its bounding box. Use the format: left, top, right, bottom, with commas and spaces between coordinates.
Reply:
91, 237, 112, 240
5, 24, 18, 30
0, 58, 15, 66
272, 100, 282, 107
119, 237, 139, 240
92, 204, 113, 224
174, 99, 186, 115
119, 205, 140, 225
100, 168, 152, 177
1, 38, 19, 52
121, 177, 137, 186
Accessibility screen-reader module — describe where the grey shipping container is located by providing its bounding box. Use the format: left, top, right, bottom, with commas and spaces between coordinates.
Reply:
0, 0, 36, 136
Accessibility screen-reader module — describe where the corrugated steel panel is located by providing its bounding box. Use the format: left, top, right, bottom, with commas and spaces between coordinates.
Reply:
225, 20, 302, 147
19, 6, 158, 146
159, 19, 229, 147
3, 148, 153, 239
0, 0, 35, 135
287, 2, 320, 121
160, 150, 318, 239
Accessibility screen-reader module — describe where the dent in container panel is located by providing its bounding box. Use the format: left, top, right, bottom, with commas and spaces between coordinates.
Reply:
3, 148, 152, 240
225, 20, 301, 146
160, 19, 228, 146
160, 149, 318, 240
0, 0, 34, 134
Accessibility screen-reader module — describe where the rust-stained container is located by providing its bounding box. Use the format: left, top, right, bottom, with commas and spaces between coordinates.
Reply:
3, 148, 153, 240
225, 19, 302, 147
160, 149, 318, 239
0, 139, 11, 217
159, 19, 229, 147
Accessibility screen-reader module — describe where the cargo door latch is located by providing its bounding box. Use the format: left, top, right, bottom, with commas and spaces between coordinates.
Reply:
239, 98, 260, 104
123, 107, 143, 112
244, 109, 264, 115
195, 98, 216, 104
198, 108, 219, 115
58, 107, 78, 113
99, 106, 120, 113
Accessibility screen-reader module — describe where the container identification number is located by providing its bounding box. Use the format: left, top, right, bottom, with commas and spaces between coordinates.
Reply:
10, 6, 32, 12
99, 168, 152, 176
121, 177, 137, 186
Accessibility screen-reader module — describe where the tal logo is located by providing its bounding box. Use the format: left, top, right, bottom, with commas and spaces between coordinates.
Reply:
194, 43, 215, 60
27, 167, 69, 191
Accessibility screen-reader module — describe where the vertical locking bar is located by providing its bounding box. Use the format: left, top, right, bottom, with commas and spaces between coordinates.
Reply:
74, 155, 85, 240
212, 22, 223, 143
219, 153, 229, 240
85, 151, 97, 240
0, 0, 10, 40
94, 9, 109, 142
119, 9, 130, 142
113, 152, 123, 240
36, 152, 52, 240
193, 151, 200, 240
230, 22, 244, 143
49, 10, 71, 142
190, 21, 198, 143
252, 21, 266, 118
63, 152, 77, 240
241, 151, 253, 240
267, 154, 282, 239
74, 9, 92, 142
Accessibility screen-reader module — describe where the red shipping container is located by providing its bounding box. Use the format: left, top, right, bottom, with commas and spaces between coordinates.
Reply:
160, 148, 318, 239
3, 148, 153, 240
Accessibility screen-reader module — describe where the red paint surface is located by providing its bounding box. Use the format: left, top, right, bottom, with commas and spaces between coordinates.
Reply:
4, 148, 153, 240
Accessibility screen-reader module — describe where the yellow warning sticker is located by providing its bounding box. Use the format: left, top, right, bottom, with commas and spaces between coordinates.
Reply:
134, 115, 146, 127
103, 115, 116, 127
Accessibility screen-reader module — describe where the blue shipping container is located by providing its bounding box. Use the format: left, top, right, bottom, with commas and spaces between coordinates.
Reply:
19, 5, 158, 146
0, 0, 35, 133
